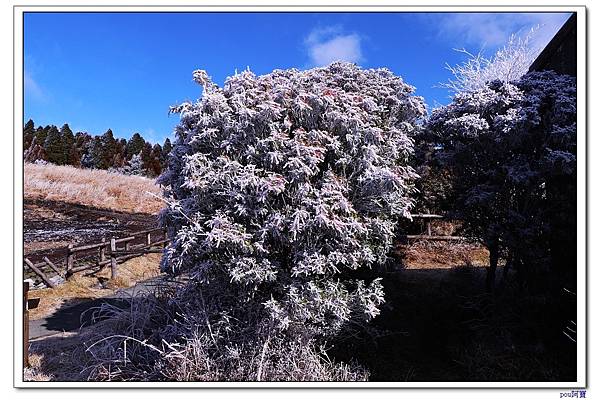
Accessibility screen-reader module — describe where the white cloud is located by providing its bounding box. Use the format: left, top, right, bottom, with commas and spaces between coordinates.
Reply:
24, 70, 45, 101
144, 128, 164, 144
305, 26, 364, 66
436, 13, 572, 53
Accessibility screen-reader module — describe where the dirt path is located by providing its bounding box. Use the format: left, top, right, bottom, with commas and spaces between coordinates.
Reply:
29, 275, 177, 340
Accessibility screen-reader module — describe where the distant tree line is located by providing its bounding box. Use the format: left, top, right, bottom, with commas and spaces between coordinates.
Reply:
23, 119, 172, 178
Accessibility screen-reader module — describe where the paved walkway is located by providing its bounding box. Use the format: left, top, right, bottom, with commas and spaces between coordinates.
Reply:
29, 276, 181, 340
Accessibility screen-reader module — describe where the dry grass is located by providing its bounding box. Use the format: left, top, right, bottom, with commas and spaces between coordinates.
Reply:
24, 163, 164, 214
27, 329, 100, 381
24, 240, 72, 254
399, 240, 490, 269
29, 253, 162, 320
26, 295, 368, 382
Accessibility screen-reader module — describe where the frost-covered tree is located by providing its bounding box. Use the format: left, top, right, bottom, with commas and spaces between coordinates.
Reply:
23, 119, 35, 150
24, 136, 47, 163
158, 62, 424, 362
118, 151, 146, 176
427, 71, 576, 290
414, 29, 543, 216
81, 136, 102, 169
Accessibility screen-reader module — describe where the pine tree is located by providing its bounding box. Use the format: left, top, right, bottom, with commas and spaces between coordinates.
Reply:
148, 143, 163, 177
44, 125, 66, 165
126, 132, 146, 159
140, 141, 153, 174
118, 138, 128, 164
68, 146, 81, 167
75, 132, 91, 163
35, 126, 49, 147
98, 129, 117, 169
60, 124, 76, 165
161, 137, 172, 169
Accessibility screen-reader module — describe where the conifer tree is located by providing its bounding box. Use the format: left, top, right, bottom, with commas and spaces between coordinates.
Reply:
35, 126, 49, 147
126, 132, 146, 159
161, 138, 172, 170
68, 146, 82, 167
98, 129, 117, 169
60, 124, 76, 165
140, 141, 153, 173
118, 138, 128, 164
147, 143, 163, 177
44, 125, 66, 165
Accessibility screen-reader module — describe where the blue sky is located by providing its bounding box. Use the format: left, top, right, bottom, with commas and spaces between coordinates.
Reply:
24, 12, 571, 143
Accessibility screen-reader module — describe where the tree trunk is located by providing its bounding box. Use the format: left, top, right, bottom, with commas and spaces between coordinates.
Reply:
503, 252, 512, 279
514, 257, 525, 289
486, 239, 499, 293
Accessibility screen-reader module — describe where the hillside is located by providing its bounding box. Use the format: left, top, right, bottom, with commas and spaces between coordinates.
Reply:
24, 162, 164, 215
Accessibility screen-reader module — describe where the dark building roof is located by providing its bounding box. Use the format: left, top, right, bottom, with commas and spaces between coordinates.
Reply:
529, 13, 577, 77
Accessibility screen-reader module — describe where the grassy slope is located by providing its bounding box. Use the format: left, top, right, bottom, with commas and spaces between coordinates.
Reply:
24, 163, 164, 214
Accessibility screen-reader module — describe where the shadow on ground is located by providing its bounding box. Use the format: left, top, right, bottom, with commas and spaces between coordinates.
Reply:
26, 265, 577, 382
330, 265, 577, 382
43, 298, 131, 333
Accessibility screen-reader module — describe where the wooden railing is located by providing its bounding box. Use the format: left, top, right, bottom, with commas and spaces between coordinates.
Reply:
406, 213, 466, 241
24, 227, 169, 288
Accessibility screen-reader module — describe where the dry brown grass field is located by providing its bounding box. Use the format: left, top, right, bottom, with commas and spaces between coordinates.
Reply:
24, 162, 164, 215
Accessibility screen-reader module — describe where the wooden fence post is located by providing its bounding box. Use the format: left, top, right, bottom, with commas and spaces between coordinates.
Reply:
110, 238, 118, 279
163, 230, 168, 248
23, 282, 29, 368
146, 232, 152, 246
100, 240, 106, 265
66, 244, 74, 279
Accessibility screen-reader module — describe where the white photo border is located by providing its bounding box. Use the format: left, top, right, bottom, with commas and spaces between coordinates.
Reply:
12, 2, 587, 389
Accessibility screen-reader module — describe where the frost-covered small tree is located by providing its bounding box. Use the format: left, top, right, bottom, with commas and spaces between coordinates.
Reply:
440, 27, 541, 95
128, 152, 145, 175
427, 71, 576, 290
116, 151, 146, 176
23, 136, 47, 163
81, 137, 101, 169
155, 62, 424, 375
